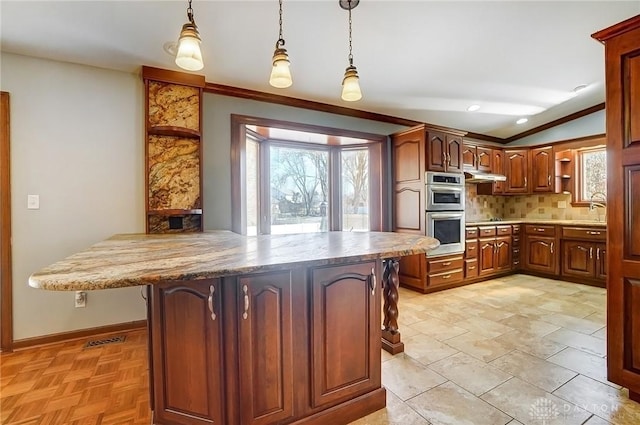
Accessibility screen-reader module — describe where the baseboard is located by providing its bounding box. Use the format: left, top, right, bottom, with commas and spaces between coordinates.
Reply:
10, 320, 147, 351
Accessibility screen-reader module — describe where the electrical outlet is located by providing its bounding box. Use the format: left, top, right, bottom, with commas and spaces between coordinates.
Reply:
75, 291, 87, 308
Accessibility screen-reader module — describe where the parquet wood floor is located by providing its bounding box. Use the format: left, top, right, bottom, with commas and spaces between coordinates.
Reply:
0, 329, 151, 425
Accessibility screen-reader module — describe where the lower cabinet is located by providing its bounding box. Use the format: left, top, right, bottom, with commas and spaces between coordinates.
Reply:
150, 280, 226, 425
149, 261, 382, 425
560, 227, 607, 285
399, 253, 464, 292
523, 225, 558, 275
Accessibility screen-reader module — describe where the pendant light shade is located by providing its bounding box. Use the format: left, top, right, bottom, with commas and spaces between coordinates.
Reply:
270, 43, 292, 88
270, 0, 292, 88
175, 0, 204, 71
340, 0, 362, 101
341, 64, 362, 101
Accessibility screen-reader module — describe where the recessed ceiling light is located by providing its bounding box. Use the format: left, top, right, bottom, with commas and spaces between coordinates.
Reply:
516, 118, 528, 125
467, 104, 480, 112
572, 84, 588, 94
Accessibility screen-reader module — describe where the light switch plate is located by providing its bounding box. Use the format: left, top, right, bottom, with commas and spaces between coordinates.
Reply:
27, 194, 40, 210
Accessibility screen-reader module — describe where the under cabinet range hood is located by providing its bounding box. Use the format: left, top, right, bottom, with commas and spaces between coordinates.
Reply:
464, 170, 507, 183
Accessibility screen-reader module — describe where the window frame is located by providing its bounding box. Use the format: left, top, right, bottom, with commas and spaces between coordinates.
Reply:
573, 145, 607, 207
231, 114, 388, 235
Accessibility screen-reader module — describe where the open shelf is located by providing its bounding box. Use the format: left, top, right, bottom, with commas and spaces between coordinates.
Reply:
148, 126, 201, 138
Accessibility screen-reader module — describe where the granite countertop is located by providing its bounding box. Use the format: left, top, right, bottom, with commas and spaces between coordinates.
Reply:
466, 219, 607, 227
29, 231, 439, 291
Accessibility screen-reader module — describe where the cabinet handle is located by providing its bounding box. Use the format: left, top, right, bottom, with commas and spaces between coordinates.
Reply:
447, 152, 452, 166
468, 266, 476, 270
442, 274, 451, 280
536, 228, 545, 232
590, 247, 593, 259
442, 152, 447, 164
207, 284, 216, 321
588, 231, 601, 235
468, 246, 476, 251
597, 248, 600, 260
550, 242, 554, 254
442, 261, 452, 266
370, 268, 376, 296
524, 176, 528, 187
474, 153, 478, 165
242, 285, 249, 320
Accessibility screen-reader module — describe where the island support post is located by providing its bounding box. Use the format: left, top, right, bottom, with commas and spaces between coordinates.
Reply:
381, 258, 403, 354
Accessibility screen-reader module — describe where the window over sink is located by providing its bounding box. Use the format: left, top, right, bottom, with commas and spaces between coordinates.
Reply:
576, 146, 607, 205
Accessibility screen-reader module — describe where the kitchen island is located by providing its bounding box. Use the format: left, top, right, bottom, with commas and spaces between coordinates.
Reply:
29, 231, 439, 425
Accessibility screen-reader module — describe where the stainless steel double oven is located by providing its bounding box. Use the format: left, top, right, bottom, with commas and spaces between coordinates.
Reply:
425, 171, 465, 256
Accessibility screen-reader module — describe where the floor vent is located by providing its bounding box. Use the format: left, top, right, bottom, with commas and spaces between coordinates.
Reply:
84, 335, 126, 349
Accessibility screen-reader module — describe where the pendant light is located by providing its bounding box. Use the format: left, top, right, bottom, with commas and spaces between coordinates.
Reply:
269, 0, 293, 88
175, 0, 204, 71
340, 0, 362, 101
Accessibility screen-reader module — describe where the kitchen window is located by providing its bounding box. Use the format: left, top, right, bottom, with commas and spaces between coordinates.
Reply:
232, 115, 385, 235
576, 146, 607, 205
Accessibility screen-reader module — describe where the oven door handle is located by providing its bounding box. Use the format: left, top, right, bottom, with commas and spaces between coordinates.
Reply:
429, 212, 464, 219
427, 185, 463, 193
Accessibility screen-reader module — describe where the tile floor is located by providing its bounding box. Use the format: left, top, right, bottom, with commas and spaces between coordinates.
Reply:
350, 274, 640, 425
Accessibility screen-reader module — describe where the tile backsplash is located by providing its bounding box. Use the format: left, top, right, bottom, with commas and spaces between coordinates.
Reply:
465, 185, 603, 222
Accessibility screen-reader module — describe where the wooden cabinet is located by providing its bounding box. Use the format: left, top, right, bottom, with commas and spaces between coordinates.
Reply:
426, 130, 463, 173
560, 226, 607, 286
399, 253, 464, 293
462, 144, 492, 172
151, 280, 225, 425
531, 146, 554, 192
143, 67, 205, 234
238, 272, 294, 425
311, 262, 380, 408
477, 226, 512, 277
150, 261, 384, 425
504, 149, 530, 194
512, 225, 521, 270
554, 149, 574, 195
593, 16, 640, 401
392, 127, 425, 235
523, 225, 558, 275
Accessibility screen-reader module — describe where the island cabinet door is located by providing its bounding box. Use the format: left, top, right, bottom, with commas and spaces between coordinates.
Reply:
237, 271, 295, 425
310, 261, 381, 409
150, 280, 225, 425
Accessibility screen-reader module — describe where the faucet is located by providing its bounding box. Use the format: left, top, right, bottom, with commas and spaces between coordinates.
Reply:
589, 192, 606, 221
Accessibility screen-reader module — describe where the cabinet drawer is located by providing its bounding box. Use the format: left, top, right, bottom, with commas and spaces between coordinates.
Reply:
466, 227, 479, 238
465, 259, 478, 279
562, 227, 606, 241
428, 269, 464, 287
427, 256, 464, 273
496, 225, 512, 236
512, 235, 520, 245
525, 225, 556, 236
512, 224, 520, 235
465, 240, 478, 259
478, 226, 496, 237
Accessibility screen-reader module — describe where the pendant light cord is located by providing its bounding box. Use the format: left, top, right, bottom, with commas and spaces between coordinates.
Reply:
277, 0, 285, 48
187, 0, 194, 23
347, 0, 353, 66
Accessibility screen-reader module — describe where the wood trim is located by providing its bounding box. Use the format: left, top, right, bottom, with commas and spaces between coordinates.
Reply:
505, 103, 606, 143
465, 131, 507, 145
141, 66, 205, 88
592, 14, 640, 42
0, 91, 12, 353
11, 320, 147, 351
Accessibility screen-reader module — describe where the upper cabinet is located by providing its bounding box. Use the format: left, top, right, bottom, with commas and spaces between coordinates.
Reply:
492, 149, 505, 194
463, 144, 492, 172
531, 146, 554, 192
143, 67, 206, 234
504, 149, 530, 194
426, 130, 464, 173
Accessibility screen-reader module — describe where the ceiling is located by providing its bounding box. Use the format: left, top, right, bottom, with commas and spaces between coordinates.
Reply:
1, 1, 639, 139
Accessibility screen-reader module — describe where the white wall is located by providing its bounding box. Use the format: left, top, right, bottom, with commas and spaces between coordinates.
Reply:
507, 110, 606, 146
1, 53, 147, 340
